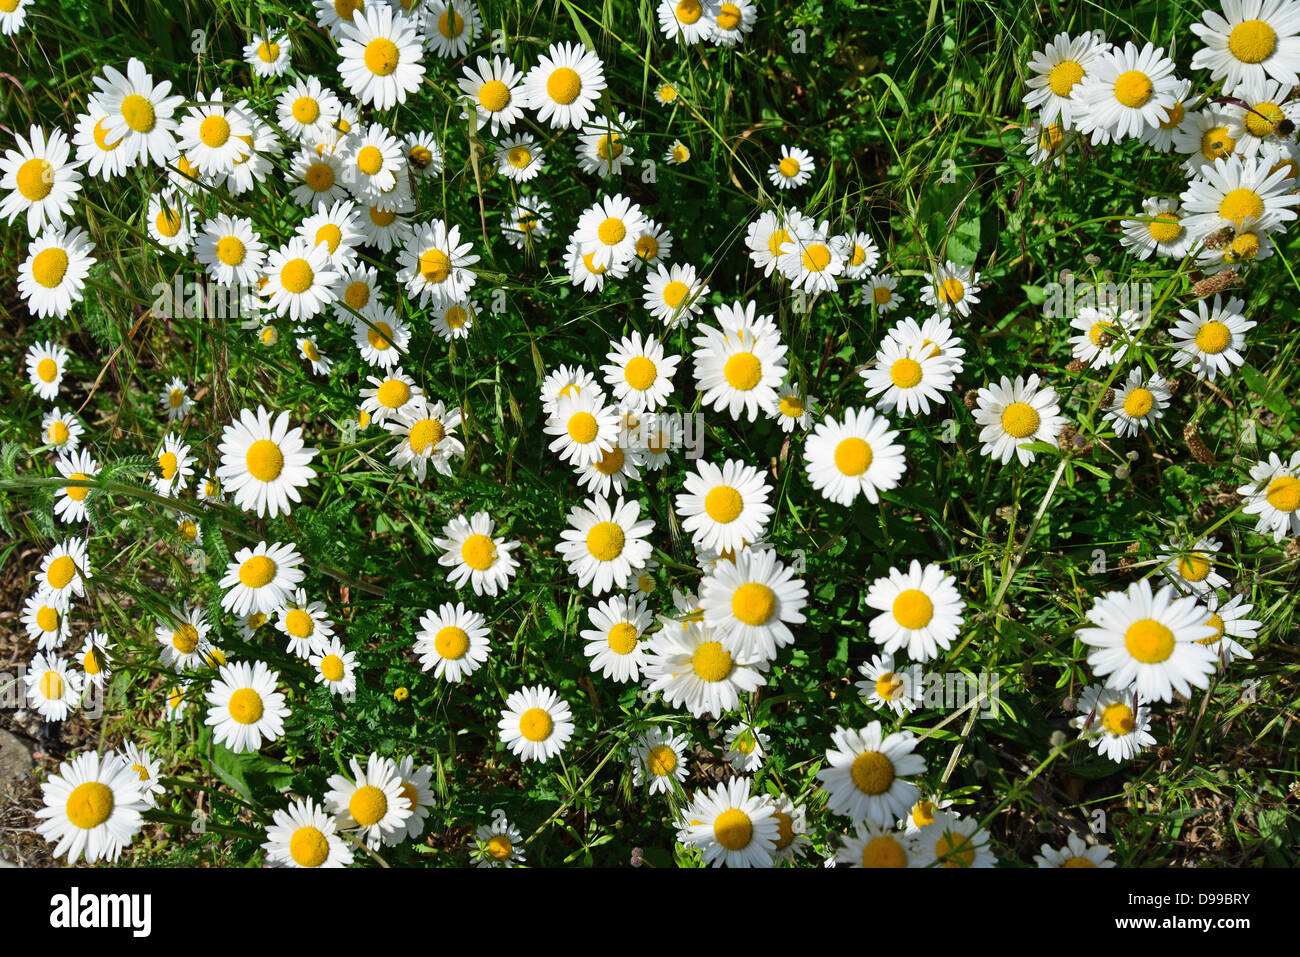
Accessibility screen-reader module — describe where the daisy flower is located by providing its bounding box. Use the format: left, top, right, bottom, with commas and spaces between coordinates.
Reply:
768, 145, 815, 189
495, 134, 544, 181
53, 449, 98, 524
26, 341, 70, 402
1077, 578, 1218, 703
299, 199, 364, 272
658, 0, 712, 43
244, 31, 291, 77
692, 317, 788, 422
633, 219, 673, 268
392, 757, 434, 841
288, 146, 347, 209
195, 214, 267, 288
120, 742, 163, 807
1022, 120, 1073, 166
296, 333, 332, 377
310, 641, 358, 698
546, 391, 621, 468
971, 373, 1066, 466
883, 313, 966, 375
1196, 214, 1276, 271
472, 816, 525, 867
1172, 106, 1240, 176
0, 0, 31, 35
655, 81, 681, 106
359, 368, 422, 425
642, 263, 709, 328
745, 208, 812, 276
1171, 295, 1254, 381
1225, 76, 1300, 157
1035, 833, 1117, 868
866, 273, 902, 312
398, 218, 480, 307
866, 560, 966, 663
1189, 0, 1300, 91
72, 105, 130, 181
1120, 196, 1193, 259
91, 57, 183, 168
676, 458, 774, 556
414, 602, 491, 682
768, 381, 816, 432
216, 406, 317, 519
835, 821, 920, 868
339, 124, 405, 203
499, 686, 575, 763
1106, 368, 1171, 438
577, 112, 637, 179
433, 511, 519, 596
919, 259, 981, 318
564, 236, 632, 291
601, 332, 679, 413
1179, 152, 1300, 237
817, 722, 926, 825
274, 589, 335, 659
24, 652, 80, 722
557, 496, 655, 595
521, 40, 607, 130
575, 193, 646, 270
458, 55, 525, 135
385, 397, 465, 481
263, 797, 353, 868
804, 406, 907, 506
699, 548, 807, 660
334, 263, 382, 322
146, 190, 194, 253
501, 199, 552, 250
422, 0, 482, 58
22, 591, 70, 651
1070, 683, 1157, 762
154, 605, 213, 673
541, 363, 603, 416
723, 723, 770, 773
1199, 592, 1262, 666
41, 407, 85, 454
352, 305, 411, 369
777, 224, 845, 294
337, 6, 425, 110
860, 339, 956, 416
834, 230, 881, 280
35, 751, 148, 864
664, 139, 691, 165
642, 619, 768, 718
263, 238, 341, 322
314, 0, 369, 37
152, 432, 194, 498
205, 660, 289, 754
1073, 41, 1180, 145
1022, 31, 1111, 128
403, 129, 443, 177
582, 594, 653, 683
856, 653, 923, 716
18, 226, 96, 320
174, 90, 253, 177
218, 541, 305, 617
709, 0, 756, 46
679, 777, 778, 868
0, 125, 83, 237
630, 726, 690, 795
326, 753, 413, 848
913, 812, 996, 868
76, 631, 111, 689
36, 537, 91, 608
1237, 449, 1300, 540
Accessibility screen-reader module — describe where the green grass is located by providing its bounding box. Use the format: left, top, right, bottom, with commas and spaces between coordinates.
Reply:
1, 0, 1297, 867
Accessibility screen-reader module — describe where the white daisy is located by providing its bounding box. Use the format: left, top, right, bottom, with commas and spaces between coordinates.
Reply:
205, 660, 289, 753
816, 722, 926, 826
25, 340, 70, 402
35, 751, 148, 864
856, 653, 923, 716
337, 6, 426, 110
310, 641, 358, 698
1022, 31, 1111, 128
218, 541, 305, 617
24, 652, 81, 722
1170, 294, 1254, 381
1119, 196, 1193, 259
154, 605, 213, 673
458, 55, 526, 135
768, 145, 814, 189
499, 685, 574, 763
414, 602, 491, 683
385, 396, 465, 481
18, 226, 95, 320
521, 40, 607, 130
352, 304, 411, 369
90, 57, 183, 168
630, 726, 690, 795
195, 214, 267, 288
918, 259, 981, 318
860, 339, 956, 416
244, 32, 291, 78
325, 752, 413, 847
397, 218, 480, 308
1199, 592, 1262, 666
1070, 683, 1157, 763
422, 0, 482, 59
1237, 449, 1300, 541
1073, 41, 1180, 145
804, 406, 907, 506
495, 134, 544, 181
216, 406, 318, 519
1190, 0, 1300, 91
1105, 368, 1171, 437
0, 124, 83, 237
557, 495, 655, 595
36, 537, 91, 608
577, 111, 637, 179
699, 548, 807, 660
41, 407, 85, 454
679, 777, 778, 868
174, 90, 253, 177
432, 511, 519, 596
1034, 833, 1117, 868
263, 797, 353, 868
866, 560, 966, 663
691, 316, 788, 422
582, 593, 653, 683
274, 588, 336, 659
971, 373, 1067, 466
53, 448, 98, 524
642, 618, 768, 718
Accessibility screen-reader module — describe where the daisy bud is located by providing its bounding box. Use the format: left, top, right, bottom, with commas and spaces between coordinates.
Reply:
1192, 269, 1239, 299
1062, 697, 1076, 712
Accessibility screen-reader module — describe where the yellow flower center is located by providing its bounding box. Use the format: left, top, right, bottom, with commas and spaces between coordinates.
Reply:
1246, 101, 1284, 137
712, 808, 752, 850
936, 830, 976, 867
597, 216, 626, 245
547, 67, 582, 104
779, 394, 805, 418
1200, 613, 1226, 644
438, 10, 464, 38
606, 622, 639, 654
364, 38, 399, 76
704, 485, 744, 523
157, 450, 178, 480
66, 782, 114, 830
833, 436, 872, 476
199, 115, 231, 148
1200, 126, 1235, 161
172, 623, 199, 654
767, 228, 791, 256
93, 118, 122, 151
285, 608, 314, 639
216, 236, 246, 266
435, 626, 470, 659
646, 744, 676, 776
31, 248, 69, 289
65, 472, 90, 502
1147, 216, 1182, 243
586, 521, 625, 561
314, 224, 342, 255
862, 835, 908, 867
690, 641, 732, 681
519, 707, 553, 741
486, 834, 512, 860
1159, 100, 1185, 129
445, 305, 469, 328
875, 672, 902, 700
777, 156, 800, 178
369, 206, 397, 227
376, 379, 410, 408
1113, 70, 1153, 108
676, 0, 703, 24
290, 826, 329, 866
890, 357, 923, 388
850, 750, 895, 794
355, 145, 384, 177
155, 208, 183, 237
937, 277, 965, 304
801, 244, 832, 271
1266, 475, 1300, 511
121, 94, 156, 132
46, 555, 76, 589
39, 670, 65, 701
1229, 231, 1261, 260
1195, 320, 1232, 354
408, 418, 446, 454
1048, 60, 1084, 97
594, 446, 625, 475
349, 785, 387, 826
245, 439, 284, 482
597, 134, 622, 160
478, 79, 511, 112
227, 688, 264, 725
624, 356, 658, 390
1101, 701, 1135, 735
257, 41, 279, 63
566, 411, 599, 444
1218, 187, 1264, 225
280, 258, 315, 294
1001, 402, 1040, 438
48, 421, 70, 444
731, 582, 776, 626
893, 589, 934, 629
420, 248, 452, 283
36, 605, 59, 632
16, 158, 53, 201
83, 650, 101, 675
1228, 19, 1277, 63
723, 352, 762, 390
1062, 856, 1097, 868
716, 3, 741, 30
912, 800, 937, 827
1122, 387, 1154, 417
1123, 618, 1175, 664
366, 321, 395, 351
460, 533, 497, 570
507, 146, 532, 168
305, 161, 335, 192
238, 555, 276, 588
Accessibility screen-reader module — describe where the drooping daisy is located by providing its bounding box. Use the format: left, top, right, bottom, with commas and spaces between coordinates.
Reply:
274, 589, 336, 659
913, 812, 996, 868
385, 397, 465, 481
723, 723, 770, 773
1105, 368, 1171, 438
768, 145, 814, 189
352, 304, 411, 369
699, 548, 807, 660
495, 133, 544, 181
398, 218, 480, 308
218, 541, 305, 617
1119, 196, 1193, 259
1077, 578, 1218, 703
564, 236, 632, 292
22, 591, 70, 651
216, 406, 317, 519
414, 602, 491, 683
264, 797, 353, 868
817, 722, 926, 826
1199, 592, 1262, 667
1237, 450, 1300, 541
642, 619, 768, 718
971, 373, 1067, 466
499, 685, 574, 763
24, 652, 81, 722
1022, 120, 1073, 166
18, 226, 96, 320
582, 593, 653, 683
263, 238, 341, 322
433, 511, 519, 597
35, 750, 148, 864
919, 259, 981, 318
630, 726, 690, 795
53, 449, 98, 524
1073, 41, 1180, 145
856, 653, 923, 716
458, 55, 525, 135
90, 58, 183, 168
1179, 152, 1300, 237
326, 752, 413, 848
521, 40, 607, 130
861, 339, 957, 416
295, 332, 332, 377
32, 546, 86, 627
1022, 31, 1111, 128
1190, 0, 1300, 91
1070, 683, 1156, 762
1034, 833, 1117, 868
1170, 295, 1254, 381
679, 777, 778, 868
154, 605, 213, 673
25, 340, 70, 402
805, 406, 907, 506
472, 816, 525, 867
244, 31, 291, 77
41, 407, 85, 454
1, 125, 83, 237
359, 367, 422, 425
557, 496, 655, 595
664, 138, 691, 165
309, 641, 358, 698
865, 561, 966, 663
205, 660, 289, 754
